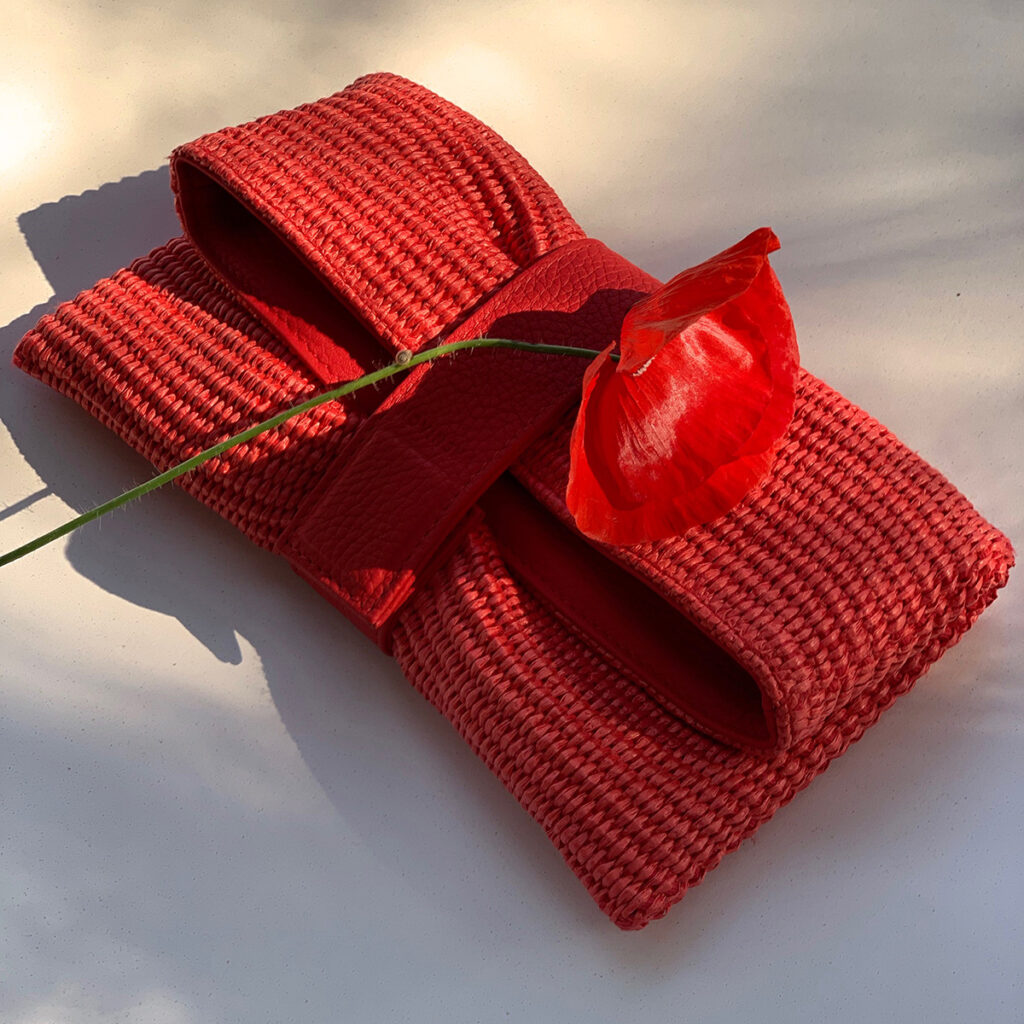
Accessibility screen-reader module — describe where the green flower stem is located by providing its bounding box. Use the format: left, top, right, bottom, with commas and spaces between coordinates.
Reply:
0, 337, 611, 568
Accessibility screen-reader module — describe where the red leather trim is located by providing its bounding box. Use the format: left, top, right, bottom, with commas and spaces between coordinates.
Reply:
479, 477, 772, 749
275, 238, 655, 648
173, 156, 388, 406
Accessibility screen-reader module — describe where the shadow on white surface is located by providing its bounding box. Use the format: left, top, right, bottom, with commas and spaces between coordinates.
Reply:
16, 168, 181, 305
3, 6, 1023, 1004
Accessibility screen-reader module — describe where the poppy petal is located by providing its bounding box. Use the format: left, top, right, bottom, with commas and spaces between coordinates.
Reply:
566, 227, 798, 545
617, 227, 782, 374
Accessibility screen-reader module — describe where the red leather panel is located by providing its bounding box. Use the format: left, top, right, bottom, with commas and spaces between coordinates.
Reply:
275, 238, 656, 648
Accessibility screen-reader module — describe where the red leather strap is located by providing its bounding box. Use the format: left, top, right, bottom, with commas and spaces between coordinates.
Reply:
275, 238, 658, 649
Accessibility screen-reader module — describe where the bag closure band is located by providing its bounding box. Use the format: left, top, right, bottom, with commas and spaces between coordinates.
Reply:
274, 237, 657, 650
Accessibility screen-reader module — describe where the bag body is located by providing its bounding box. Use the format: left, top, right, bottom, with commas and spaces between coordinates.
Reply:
14, 72, 1013, 929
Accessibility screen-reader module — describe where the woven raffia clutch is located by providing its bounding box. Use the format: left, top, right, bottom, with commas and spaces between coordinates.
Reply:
14, 72, 1014, 929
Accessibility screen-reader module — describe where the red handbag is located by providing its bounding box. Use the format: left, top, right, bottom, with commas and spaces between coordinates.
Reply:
14, 72, 1013, 929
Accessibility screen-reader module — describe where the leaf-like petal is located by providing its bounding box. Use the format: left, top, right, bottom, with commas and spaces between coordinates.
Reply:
567, 228, 798, 545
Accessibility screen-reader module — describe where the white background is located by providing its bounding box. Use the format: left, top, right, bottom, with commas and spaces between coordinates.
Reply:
2, 2, 1021, 1021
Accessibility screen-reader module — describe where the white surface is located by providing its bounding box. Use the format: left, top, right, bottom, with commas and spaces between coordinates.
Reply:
2, 3, 1022, 1022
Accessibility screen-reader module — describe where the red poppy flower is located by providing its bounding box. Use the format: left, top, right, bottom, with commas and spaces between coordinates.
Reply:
566, 227, 799, 545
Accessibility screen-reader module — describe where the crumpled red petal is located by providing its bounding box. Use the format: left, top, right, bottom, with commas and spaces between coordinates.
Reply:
567, 227, 799, 546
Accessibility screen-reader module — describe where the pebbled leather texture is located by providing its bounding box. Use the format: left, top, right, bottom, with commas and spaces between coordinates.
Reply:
275, 239, 656, 649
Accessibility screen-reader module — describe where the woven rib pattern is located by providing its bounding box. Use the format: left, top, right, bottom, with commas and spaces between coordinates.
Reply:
12, 72, 1014, 930
512, 370, 1015, 751
393, 370, 1013, 927
391, 513, 1009, 928
171, 72, 586, 356
14, 236, 357, 550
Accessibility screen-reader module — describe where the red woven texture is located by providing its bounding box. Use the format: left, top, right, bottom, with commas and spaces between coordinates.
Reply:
13, 72, 1014, 930
172, 72, 585, 358
511, 381, 1015, 752
393, 373, 1013, 927
15, 236, 356, 547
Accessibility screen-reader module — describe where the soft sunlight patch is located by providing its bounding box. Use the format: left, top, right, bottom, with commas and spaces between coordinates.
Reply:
0, 82, 55, 177
412, 43, 534, 120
